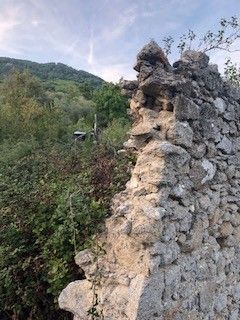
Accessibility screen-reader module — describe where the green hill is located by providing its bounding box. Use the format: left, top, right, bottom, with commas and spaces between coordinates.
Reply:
0, 57, 103, 87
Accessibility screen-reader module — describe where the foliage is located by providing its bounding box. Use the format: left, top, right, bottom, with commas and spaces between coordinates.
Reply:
101, 118, 131, 149
224, 58, 240, 86
0, 70, 68, 143
78, 81, 95, 100
93, 83, 129, 126
0, 70, 132, 319
47, 80, 96, 128
45, 79, 94, 101
0, 141, 132, 320
162, 16, 240, 55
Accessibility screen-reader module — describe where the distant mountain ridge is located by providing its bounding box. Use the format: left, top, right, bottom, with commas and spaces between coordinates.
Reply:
0, 57, 104, 87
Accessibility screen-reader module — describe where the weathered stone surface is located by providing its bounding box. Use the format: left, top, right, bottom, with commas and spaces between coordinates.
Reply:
189, 159, 216, 188
198, 67, 223, 93
219, 222, 233, 237
201, 159, 216, 183
217, 136, 233, 154
59, 280, 94, 320
181, 50, 209, 68
120, 80, 138, 98
214, 97, 226, 114
174, 94, 200, 120
59, 42, 240, 320
189, 142, 206, 159
139, 69, 182, 97
200, 102, 218, 119
75, 249, 94, 268
134, 40, 171, 72
167, 121, 193, 148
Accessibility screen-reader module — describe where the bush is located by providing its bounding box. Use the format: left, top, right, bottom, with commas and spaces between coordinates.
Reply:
0, 140, 132, 319
101, 118, 131, 149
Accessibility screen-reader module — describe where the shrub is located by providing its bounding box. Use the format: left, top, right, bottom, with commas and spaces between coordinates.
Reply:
0, 141, 132, 319
101, 118, 131, 149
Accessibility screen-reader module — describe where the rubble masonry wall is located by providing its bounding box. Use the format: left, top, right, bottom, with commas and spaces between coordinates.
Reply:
59, 41, 240, 320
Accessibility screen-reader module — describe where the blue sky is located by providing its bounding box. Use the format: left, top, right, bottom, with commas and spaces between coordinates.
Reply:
0, 0, 239, 81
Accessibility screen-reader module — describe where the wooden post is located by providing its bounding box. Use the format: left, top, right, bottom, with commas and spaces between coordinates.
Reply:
94, 113, 99, 142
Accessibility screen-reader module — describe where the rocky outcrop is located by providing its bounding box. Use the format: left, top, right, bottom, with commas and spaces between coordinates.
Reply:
59, 41, 240, 320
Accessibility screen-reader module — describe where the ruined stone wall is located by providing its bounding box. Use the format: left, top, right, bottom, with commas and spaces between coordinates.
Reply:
59, 42, 240, 320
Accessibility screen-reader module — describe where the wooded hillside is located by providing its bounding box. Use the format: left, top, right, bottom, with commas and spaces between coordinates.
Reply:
0, 57, 104, 87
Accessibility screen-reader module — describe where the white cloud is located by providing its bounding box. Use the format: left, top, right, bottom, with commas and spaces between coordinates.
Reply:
31, 19, 41, 27
84, 5, 142, 80
0, 4, 23, 54
65, 39, 80, 55
87, 41, 94, 65
87, 25, 94, 65
101, 6, 138, 41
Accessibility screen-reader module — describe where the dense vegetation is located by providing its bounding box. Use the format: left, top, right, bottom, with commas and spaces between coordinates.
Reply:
0, 57, 104, 87
0, 70, 132, 319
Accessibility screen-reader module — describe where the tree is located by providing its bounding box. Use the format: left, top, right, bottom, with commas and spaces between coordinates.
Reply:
0, 70, 66, 142
93, 83, 129, 126
78, 81, 94, 100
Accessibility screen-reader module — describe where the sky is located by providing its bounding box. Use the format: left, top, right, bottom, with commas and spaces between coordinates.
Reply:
0, 0, 239, 82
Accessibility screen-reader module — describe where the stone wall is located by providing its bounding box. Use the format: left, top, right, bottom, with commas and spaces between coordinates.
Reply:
59, 41, 240, 320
